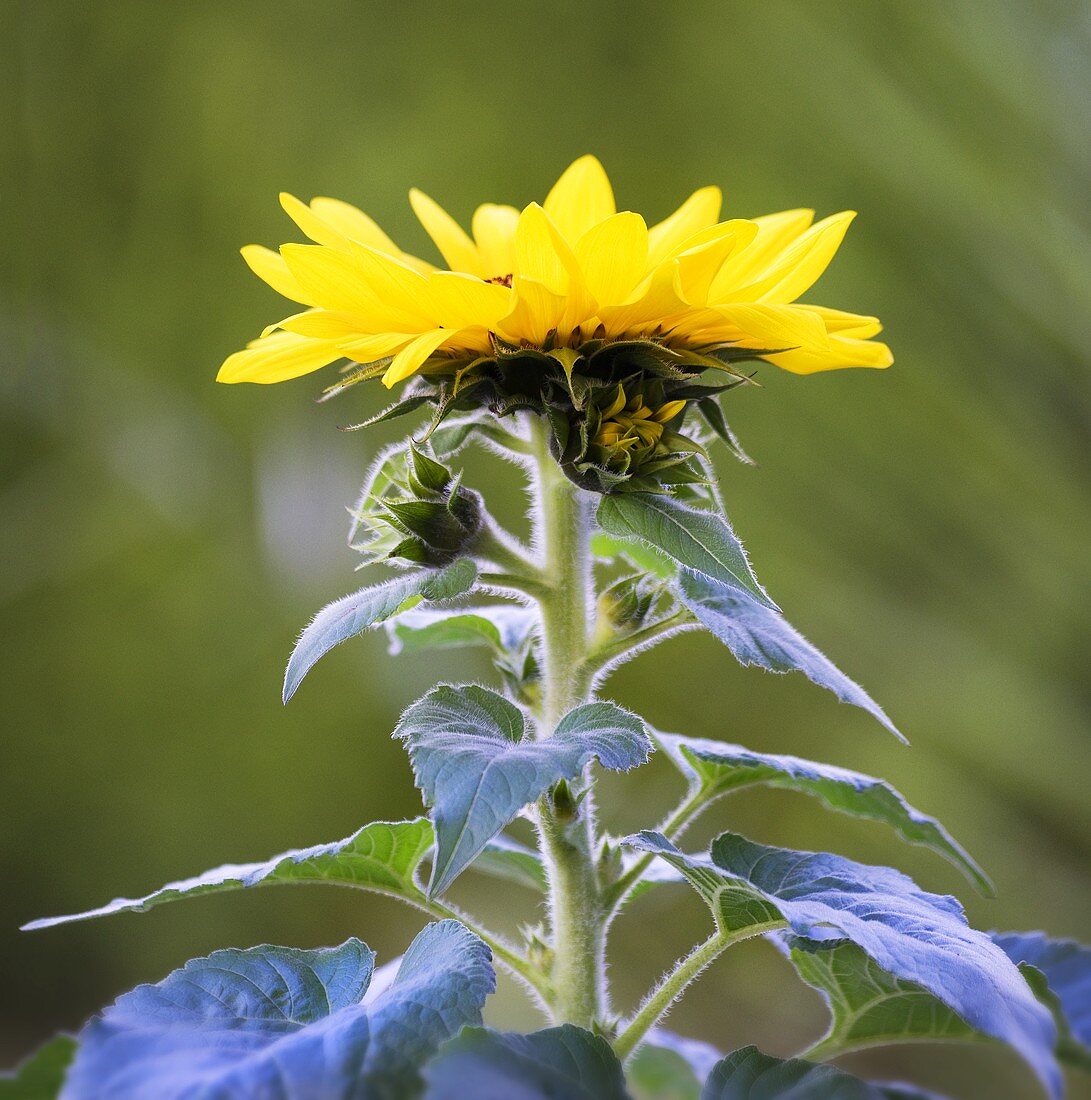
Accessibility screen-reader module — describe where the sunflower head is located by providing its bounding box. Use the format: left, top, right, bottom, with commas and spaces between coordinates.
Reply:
219, 155, 891, 492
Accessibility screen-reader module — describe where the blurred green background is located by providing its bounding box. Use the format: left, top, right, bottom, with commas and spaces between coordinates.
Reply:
4, 1, 1089, 1095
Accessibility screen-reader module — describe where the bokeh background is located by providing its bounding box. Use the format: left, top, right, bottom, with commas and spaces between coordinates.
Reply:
4, 1, 1089, 1096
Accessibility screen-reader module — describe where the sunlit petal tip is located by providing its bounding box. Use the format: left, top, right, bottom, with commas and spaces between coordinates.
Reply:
544, 156, 616, 242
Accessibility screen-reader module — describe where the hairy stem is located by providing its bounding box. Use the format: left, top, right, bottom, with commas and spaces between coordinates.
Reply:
613, 922, 785, 1060
527, 415, 604, 1028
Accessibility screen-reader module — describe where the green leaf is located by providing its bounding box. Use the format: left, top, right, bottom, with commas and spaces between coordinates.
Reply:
24, 819, 435, 930
700, 1046, 949, 1099
386, 605, 537, 657
591, 531, 677, 578
597, 494, 773, 608
64, 922, 494, 1100
396, 686, 650, 895
625, 832, 1060, 1098
424, 1024, 630, 1099
0, 1037, 77, 1100
656, 733, 989, 894
781, 935, 979, 1056
465, 834, 547, 893
675, 569, 903, 740
994, 931, 1091, 1070
628, 1044, 701, 1100
283, 558, 477, 702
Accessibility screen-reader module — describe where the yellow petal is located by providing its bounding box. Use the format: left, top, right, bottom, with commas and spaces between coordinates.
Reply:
801, 305, 884, 338
497, 276, 568, 345
426, 271, 512, 328
764, 333, 893, 374
597, 261, 687, 336
345, 243, 439, 327
309, 196, 401, 254
472, 203, 520, 276
647, 186, 723, 267
336, 331, 417, 361
409, 189, 487, 277
674, 221, 759, 306
709, 208, 814, 299
241, 245, 314, 306
280, 244, 408, 326
574, 212, 649, 305
513, 204, 596, 332
279, 192, 353, 249
743, 211, 856, 304
543, 155, 615, 243
715, 303, 829, 352
382, 328, 456, 387
216, 331, 344, 384
275, 309, 375, 339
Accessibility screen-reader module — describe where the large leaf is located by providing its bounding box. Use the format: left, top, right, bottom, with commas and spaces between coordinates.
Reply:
625, 831, 1061, 1098
396, 686, 650, 895
24, 819, 435, 930
779, 935, 978, 1055
597, 494, 774, 609
423, 1024, 629, 1100
467, 834, 547, 893
386, 604, 537, 656
675, 569, 902, 740
656, 733, 988, 893
700, 1047, 947, 1100
995, 931, 1091, 1069
283, 558, 477, 702
0, 1037, 76, 1100
63, 921, 494, 1100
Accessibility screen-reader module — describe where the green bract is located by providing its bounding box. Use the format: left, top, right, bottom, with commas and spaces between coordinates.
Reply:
15, 391, 1088, 1100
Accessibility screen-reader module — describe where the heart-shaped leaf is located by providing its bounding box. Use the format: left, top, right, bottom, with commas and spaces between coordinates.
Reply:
700, 1047, 948, 1099
396, 686, 650, 895
597, 494, 774, 609
675, 569, 902, 739
994, 931, 1091, 1070
63, 921, 494, 1100
386, 605, 537, 656
284, 558, 477, 702
0, 1036, 76, 1099
625, 832, 1061, 1098
24, 819, 435, 930
656, 733, 988, 893
423, 1024, 629, 1099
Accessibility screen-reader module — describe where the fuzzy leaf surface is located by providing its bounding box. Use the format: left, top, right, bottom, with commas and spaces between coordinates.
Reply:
0, 1036, 76, 1100
700, 1046, 947, 1099
597, 494, 773, 608
62, 921, 494, 1100
675, 569, 901, 739
386, 605, 537, 656
24, 819, 435, 930
995, 931, 1091, 1069
657, 733, 987, 892
396, 686, 650, 895
625, 832, 1060, 1098
284, 558, 477, 701
423, 1024, 629, 1100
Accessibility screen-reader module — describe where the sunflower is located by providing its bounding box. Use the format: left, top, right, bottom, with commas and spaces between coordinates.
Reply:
216, 155, 891, 391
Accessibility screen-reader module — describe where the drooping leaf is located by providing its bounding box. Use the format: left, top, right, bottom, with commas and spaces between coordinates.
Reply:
284, 558, 477, 701
597, 494, 773, 608
396, 686, 650, 895
386, 605, 538, 657
700, 1046, 948, 1100
994, 931, 1091, 1070
423, 1024, 629, 1100
466, 834, 547, 893
0, 1036, 76, 1100
24, 819, 435, 930
63, 921, 494, 1100
656, 733, 988, 893
675, 569, 902, 740
625, 831, 1061, 1099
777, 935, 979, 1055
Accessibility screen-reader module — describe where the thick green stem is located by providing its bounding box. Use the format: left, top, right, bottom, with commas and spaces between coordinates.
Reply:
527, 415, 604, 1028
